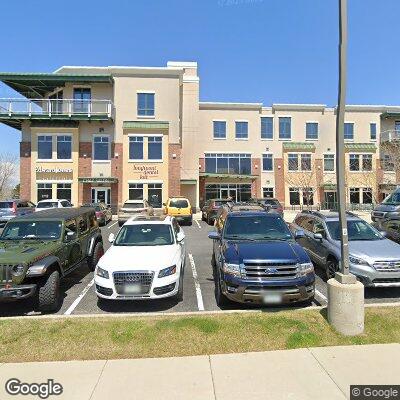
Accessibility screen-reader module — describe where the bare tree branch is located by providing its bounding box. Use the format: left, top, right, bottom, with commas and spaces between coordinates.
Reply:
0, 153, 18, 199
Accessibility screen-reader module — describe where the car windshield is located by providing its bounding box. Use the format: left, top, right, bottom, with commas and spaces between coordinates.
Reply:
224, 215, 293, 240
1, 221, 62, 240
37, 201, 58, 208
123, 203, 143, 209
0, 202, 13, 209
169, 199, 189, 208
114, 224, 174, 246
326, 220, 383, 241
382, 191, 400, 206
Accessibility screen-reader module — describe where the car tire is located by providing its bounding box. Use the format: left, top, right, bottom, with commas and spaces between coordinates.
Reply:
215, 272, 230, 307
174, 268, 184, 302
37, 270, 61, 313
326, 258, 339, 280
88, 242, 104, 272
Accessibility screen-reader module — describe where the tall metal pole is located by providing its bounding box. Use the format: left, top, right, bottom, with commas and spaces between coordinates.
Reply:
336, 0, 350, 275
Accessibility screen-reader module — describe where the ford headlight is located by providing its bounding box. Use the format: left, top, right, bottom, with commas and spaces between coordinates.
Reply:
349, 256, 369, 266
11, 264, 25, 277
222, 263, 241, 276
96, 266, 109, 279
298, 262, 314, 277
158, 265, 177, 278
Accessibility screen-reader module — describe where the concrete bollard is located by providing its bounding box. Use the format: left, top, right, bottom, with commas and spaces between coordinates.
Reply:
327, 274, 364, 336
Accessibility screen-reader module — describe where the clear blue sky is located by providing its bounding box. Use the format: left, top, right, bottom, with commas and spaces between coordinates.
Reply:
1, 0, 399, 156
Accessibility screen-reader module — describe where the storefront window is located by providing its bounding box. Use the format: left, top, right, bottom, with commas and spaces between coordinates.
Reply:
363, 188, 373, 204
129, 136, 144, 160
205, 184, 251, 202
57, 183, 71, 202
129, 184, 144, 200
205, 153, 251, 175
57, 136, 72, 160
148, 183, 162, 208
350, 188, 360, 204
289, 188, 300, 205
37, 183, 52, 201
302, 188, 314, 205
93, 136, 109, 160
263, 187, 274, 198
38, 136, 53, 160
148, 136, 162, 160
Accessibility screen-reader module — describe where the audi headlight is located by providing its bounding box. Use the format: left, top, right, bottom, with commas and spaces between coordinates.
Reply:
11, 264, 25, 277
298, 262, 314, 277
96, 266, 109, 279
349, 256, 369, 266
158, 265, 177, 278
222, 262, 241, 276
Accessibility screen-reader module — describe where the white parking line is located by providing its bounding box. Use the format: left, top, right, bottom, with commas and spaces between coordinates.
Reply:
314, 288, 328, 305
64, 278, 95, 315
107, 221, 118, 229
195, 219, 201, 229
188, 253, 205, 311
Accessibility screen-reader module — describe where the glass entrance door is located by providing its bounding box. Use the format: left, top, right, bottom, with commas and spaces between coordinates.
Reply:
220, 188, 237, 201
91, 188, 111, 206
324, 191, 337, 210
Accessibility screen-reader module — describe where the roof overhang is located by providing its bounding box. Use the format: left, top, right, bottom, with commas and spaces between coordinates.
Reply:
199, 102, 262, 111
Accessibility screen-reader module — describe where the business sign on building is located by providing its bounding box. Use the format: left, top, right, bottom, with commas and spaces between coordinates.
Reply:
133, 165, 160, 180
36, 166, 73, 173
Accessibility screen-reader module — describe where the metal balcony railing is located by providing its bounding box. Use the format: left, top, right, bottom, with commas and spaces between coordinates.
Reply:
380, 130, 400, 143
0, 98, 113, 118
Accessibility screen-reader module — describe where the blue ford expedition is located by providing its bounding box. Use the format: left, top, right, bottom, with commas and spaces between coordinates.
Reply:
208, 203, 315, 306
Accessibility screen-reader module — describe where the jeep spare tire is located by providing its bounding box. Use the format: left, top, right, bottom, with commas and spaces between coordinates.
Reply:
37, 270, 61, 313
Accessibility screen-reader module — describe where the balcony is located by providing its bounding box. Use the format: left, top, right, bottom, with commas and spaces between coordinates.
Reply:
0, 98, 113, 128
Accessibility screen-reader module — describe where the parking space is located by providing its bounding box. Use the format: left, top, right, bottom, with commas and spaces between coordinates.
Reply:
1, 214, 400, 318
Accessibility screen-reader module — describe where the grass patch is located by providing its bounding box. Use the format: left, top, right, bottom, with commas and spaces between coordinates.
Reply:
0, 307, 399, 363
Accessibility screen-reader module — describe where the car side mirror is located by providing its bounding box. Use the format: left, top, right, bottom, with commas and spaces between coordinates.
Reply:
314, 233, 323, 241
208, 231, 221, 240
294, 229, 305, 239
108, 233, 115, 243
177, 231, 185, 242
65, 231, 77, 242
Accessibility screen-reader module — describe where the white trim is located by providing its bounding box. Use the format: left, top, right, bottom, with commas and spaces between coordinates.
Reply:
92, 160, 111, 164
167, 61, 197, 68
183, 76, 200, 83
128, 133, 163, 137
234, 119, 249, 123
137, 115, 156, 119
128, 180, 164, 184
36, 180, 73, 184
261, 153, 274, 172
136, 90, 156, 94
212, 119, 227, 122
128, 160, 163, 163
37, 159, 73, 163
213, 137, 227, 141
204, 151, 252, 154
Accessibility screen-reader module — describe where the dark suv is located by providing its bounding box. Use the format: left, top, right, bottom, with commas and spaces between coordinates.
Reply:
208, 203, 314, 306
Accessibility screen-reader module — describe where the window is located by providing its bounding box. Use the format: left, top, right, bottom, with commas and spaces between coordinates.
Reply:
383, 154, 395, 171
57, 183, 71, 202
129, 136, 144, 160
363, 188, 373, 204
262, 154, 273, 171
370, 123, 377, 140
65, 219, 77, 235
37, 183, 52, 201
349, 188, 360, 204
137, 93, 155, 116
349, 154, 360, 171
128, 184, 144, 200
261, 117, 273, 139
73, 88, 91, 113
213, 121, 226, 139
78, 216, 88, 234
57, 135, 72, 160
289, 188, 300, 205
288, 154, 298, 171
148, 136, 162, 160
362, 154, 372, 171
279, 117, 291, 139
148, 183, 162, 208
204, 153, 251, 175
263, 187, 274, 198
38, 136, 52, 159
235, 121, 248, 139
89, 213, 97, 228
300, 154, 311, 171
302, 188, 314, 205
395, 121, 400, 133
288, 153, 311, 171
93, 136, 109, 161
306, 122, 318, 140
324, 154, 335, 172
344, 123, 354, 140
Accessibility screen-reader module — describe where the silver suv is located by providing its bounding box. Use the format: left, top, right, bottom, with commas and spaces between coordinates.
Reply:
290, 210, 400, 287
372, 188, 400, 224
0, 199, 36, 226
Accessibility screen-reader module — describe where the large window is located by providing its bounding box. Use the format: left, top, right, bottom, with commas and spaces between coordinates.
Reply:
383, 154, 395, 171
349, 188, 360, 204
324, 154, 335, 172
349, 154, 372, 171
57, 135, 72, 160
306, 122, 318, 140
349, 154, 360, 171
279, 117, 291, 139
301, 154, 312, 171
261, 117, 273, 139
262, 154, 273, 171
263, 187, 274, 198
93, 136, 109, 161
302, 188, 314, 205
128, 184, 144, 200
148, 183, 162, 208
370, 123, 377, 140
38, 136, 52, 160
288, 154, 298, 171
148, 136, 162, 160
288, 153, 311, 171
213, 121, 226, 139
289, 188, 300, 205
129, 136, 144, 160
362, 154, 372, 171
363, 188, 373, 204
344, 123, 354, 140
205, 153, 251, 175
56, 183, 71, 202
205, 184, 251, 202
73, 88, 91, 113
137, 93, 155, 116
235, 121, 248, 139
37, 183, 52, 201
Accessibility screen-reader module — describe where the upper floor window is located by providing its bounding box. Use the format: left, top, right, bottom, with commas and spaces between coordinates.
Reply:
370, 123, 377, 140
262, 154, 273, 171
148, 136, 162, 160
383, 154, 395, 171
129, 136, 144, 160
362, 154, 372, 171
205, 153, 251, 175
137, 93, 155, 116
288, 153, 311, 171
261, 117, 273, 139
349, 154, 372, 171
93, 136, 109, 161
235, 121, 248, 139
288, 154, 298, 171
263, 187, 274, 198
57, 135, 72, 160
73, 88, 91, 113
213, 121, 226, 139
344, 122, 354, 140
279, 117, 291, 140
38, 135, 52, 160
306, 122, 318, 140
323, 154, 335, 172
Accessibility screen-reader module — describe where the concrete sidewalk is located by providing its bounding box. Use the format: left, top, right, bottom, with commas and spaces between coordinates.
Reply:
0, 344, 398, 400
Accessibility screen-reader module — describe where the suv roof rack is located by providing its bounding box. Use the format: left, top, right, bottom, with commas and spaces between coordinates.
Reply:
301, 209, 359, 218
222, 201, 272, 213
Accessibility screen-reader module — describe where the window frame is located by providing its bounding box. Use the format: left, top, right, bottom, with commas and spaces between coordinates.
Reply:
37, 135, 53, 161
262, 153, 274, 172
305, 121, 319, 140
323, 153, 335, 172
147, 136, 163, 161
279, 116, 292, 140
129, 136, 144, 161
137, 92, 155, 117
344, 122, 354, 141
92, 135, 110, 162
56, 134, 72, 161
261, 116, 273, 140
213, 120, 227, 140
235, 121, 249, 140
262, 187, 274, 198
370, 122, 377, 141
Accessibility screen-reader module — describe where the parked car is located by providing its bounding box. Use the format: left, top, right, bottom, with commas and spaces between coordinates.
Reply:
0, 199, 36, 226
290, 210, 400, 287
118, 200, 154, 227
250, 198, 284, 217
0, 208, 104, 312
83, 202, 112, 226
371, 188, 400, 223
95, 215, 185, 302
202, 199, 232, 225
208, 202, 314, 306
164, 197, 192, 225
372, 215, 400, 244
36, 199, 72, 212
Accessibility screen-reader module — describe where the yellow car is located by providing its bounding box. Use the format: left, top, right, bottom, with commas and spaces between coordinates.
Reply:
164, 197, 193, 225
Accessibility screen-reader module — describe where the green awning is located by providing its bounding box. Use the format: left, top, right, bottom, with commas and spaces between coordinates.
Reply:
344, 143, 377, 152
78, 177, 118, 184
282, 142, 316, 151
123, 121, 169, 130
181, 179, 197, 185
379, 183, 397, 190
322, 184, 337, 190
199, 172, 257, 180
0, 72, 113, 98
381, 112, 400, 119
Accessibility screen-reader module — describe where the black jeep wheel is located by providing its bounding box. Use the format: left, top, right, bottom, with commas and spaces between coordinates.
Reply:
88, 241, 104, 272
37, 270, 61, 313
215, 272, 230, 307
326, 258, 339, 280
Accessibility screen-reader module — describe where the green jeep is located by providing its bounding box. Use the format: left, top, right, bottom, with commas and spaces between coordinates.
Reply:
0, 208, 104, 312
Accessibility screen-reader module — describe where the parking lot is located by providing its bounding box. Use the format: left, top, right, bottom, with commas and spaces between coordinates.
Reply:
1, 215, 400, 318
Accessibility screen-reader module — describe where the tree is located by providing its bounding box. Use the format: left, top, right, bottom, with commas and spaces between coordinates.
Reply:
12, 183, 20, 199
0, 153, 18, 199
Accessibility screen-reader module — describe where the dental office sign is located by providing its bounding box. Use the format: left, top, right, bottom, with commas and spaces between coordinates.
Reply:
133, 165, 160, 179
36, 166, 73, 174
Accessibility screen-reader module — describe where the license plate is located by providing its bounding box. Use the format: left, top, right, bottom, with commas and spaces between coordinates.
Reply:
263, 292, 282, 304
122, 285, 142, 295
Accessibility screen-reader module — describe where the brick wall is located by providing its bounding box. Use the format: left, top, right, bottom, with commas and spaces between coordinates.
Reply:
251, 158, 261, 198
274, 158, 285, 204
198, 158, 205, 173
20, 142, 31, 200
78, 142, 92, 205
168, 144, 181, 197
111, 143, 123, 209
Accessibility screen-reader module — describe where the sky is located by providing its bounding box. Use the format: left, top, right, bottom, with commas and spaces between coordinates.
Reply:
1, 0, 400, 156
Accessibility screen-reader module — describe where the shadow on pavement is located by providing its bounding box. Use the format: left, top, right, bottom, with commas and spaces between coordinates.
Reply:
97, 297, 181, 313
